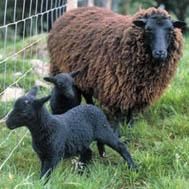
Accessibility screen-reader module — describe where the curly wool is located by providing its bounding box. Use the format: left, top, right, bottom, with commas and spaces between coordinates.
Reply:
48, 7, 183, 115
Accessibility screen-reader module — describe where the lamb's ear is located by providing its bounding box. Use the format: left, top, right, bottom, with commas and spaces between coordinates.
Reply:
172, 21, 186, 29
43, 76, 57, 84
26, 86, 38, 97
33, 95, 51, 108
70, 70, 81, 78
133, 19, 147, 28
70, 65, 88, 78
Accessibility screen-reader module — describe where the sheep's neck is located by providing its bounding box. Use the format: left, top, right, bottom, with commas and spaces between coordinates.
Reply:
28, 107, 52, 139
54, 88, 73, 100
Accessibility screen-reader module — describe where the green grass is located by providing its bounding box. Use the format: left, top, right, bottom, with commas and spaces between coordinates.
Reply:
0, 36, 189, 189
0, 35, 47, 118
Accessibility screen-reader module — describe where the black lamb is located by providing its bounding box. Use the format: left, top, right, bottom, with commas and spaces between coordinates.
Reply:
6, 86, 136, 179
44, 71, 106, 157
43, 70, 82, 114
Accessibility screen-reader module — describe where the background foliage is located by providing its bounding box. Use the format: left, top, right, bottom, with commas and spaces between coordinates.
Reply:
117, 0, 189, 24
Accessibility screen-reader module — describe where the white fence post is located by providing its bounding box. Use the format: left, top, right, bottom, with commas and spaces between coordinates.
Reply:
88, 0, 94, 7
67, 0, 78, 11
104, 0, 112, 10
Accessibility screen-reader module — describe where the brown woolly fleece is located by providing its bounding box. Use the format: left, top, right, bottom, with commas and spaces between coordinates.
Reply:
48, 7, 183, 116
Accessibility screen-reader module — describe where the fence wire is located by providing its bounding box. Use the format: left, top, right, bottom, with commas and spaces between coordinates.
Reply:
0, 0, 67, 171
0, 0, 67, 121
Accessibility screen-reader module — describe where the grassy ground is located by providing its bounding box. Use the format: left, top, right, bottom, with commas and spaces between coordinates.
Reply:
0, 35, 48, 118
0, 36, 189, 189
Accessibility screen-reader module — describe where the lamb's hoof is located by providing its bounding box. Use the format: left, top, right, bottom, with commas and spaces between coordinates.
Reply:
77, 162, 91, 176
100, 152, 106, 158
128, 163, 139, 172
77, 162, 86, 175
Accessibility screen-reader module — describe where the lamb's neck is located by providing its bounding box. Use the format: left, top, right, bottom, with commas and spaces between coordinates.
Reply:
28, 107, 52, 139
54, 89, 73, 100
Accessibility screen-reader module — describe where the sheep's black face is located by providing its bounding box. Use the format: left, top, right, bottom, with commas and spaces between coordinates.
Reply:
44, 71, 81, 99
55, 74, 75, 98
6, 97, 36, 129
133, 15, 186, 61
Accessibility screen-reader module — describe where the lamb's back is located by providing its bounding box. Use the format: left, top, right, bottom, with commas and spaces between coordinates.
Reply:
52, 105, 108, 156
56, 105, 107, 128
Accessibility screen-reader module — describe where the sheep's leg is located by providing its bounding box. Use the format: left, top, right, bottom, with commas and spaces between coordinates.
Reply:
127, 108, 134, 128
97, 133, 137, 170
40, 157, 60, 179
82, 92, 94, 104
97, 141, 106, 157
79, 148, 92, 164
77, 148, 92, 174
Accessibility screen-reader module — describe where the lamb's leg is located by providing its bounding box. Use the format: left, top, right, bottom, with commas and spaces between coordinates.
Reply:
97, 141, 106, 157
97, 131, 137, 170
40, 157, 60, 179
77, 148, 92, 173
79, 148, 92, 164
82, 91, 94, 104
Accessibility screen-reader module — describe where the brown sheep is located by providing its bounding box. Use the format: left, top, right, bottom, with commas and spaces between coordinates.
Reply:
48, 7, 185, 127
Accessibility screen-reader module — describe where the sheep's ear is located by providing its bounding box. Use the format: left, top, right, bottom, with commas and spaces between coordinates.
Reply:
172, 21, 186, 29
70, 70, 81, 78
43, 76, 56, 84
26, 86, 38, 97
33, 95, 51, 108
133, 19, 147, 28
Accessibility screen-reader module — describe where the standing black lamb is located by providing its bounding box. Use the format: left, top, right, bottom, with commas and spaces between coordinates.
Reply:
44, 70, 82, 114
44, 71, 105, 157
48, 7, 186, 127
6, 86, 136, 179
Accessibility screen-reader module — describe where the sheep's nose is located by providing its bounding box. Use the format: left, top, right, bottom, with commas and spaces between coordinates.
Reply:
152, 50, 167, 60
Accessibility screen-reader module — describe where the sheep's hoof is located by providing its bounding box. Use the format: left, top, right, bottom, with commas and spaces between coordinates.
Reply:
77, 162, 85, 174
100, 152, 106, 158
77, 162, 90, 175
128, 163, 139, 172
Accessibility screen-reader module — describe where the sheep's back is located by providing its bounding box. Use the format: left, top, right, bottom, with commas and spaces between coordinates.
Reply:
48, 7, 133, 110
48, 7, 131, 87
48, 7, 184, 115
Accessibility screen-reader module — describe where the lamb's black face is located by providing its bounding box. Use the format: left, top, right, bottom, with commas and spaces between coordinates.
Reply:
55, 74, 75, 97
6, 97, 35, 129
44, 71, 80, 98
133, 15, 186, 61
6, 86, 50, 130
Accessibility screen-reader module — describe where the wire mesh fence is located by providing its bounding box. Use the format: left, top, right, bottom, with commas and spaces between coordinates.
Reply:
0, 0, 114, 175
0, 0, 67, 122
0, 0, 67, 172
